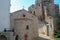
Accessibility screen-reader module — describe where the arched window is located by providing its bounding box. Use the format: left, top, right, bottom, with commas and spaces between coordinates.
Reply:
15, 35, 19, 40
0, 35, 7, 40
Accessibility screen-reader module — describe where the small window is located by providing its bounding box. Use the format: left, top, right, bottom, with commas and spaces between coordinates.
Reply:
12, 28, 14, 32
4, 28, 6, 32
23, 14, 25, 17
33, 11, 35, 15
26, 25, 29, 30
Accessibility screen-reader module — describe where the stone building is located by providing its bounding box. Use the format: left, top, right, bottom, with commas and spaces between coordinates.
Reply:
0, 0, 59, 40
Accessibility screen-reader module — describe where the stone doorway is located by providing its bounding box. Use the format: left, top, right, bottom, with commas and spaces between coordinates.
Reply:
15, 35, 19, 40
24, 34, 28, 40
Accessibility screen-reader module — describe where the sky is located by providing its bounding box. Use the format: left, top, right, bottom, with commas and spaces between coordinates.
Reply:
10, 0, 60, 13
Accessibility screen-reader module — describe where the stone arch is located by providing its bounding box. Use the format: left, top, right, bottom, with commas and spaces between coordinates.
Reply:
0, 35, 7, 40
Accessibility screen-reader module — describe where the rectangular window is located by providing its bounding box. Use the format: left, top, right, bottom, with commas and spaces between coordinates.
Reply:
26, 25, 29, 30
